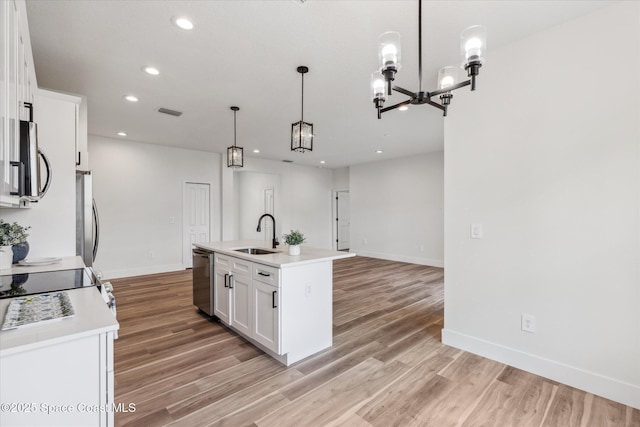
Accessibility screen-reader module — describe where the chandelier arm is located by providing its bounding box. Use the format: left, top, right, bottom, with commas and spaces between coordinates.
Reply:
422, 98, 446, 112
380, 99, 413, 114
429, 79, 471, 97
392, 85, 417, 98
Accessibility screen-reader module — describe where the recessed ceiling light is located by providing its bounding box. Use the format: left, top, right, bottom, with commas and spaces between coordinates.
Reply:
124, 95, 138, 102
398, 105, 409, 111
253, 149, 260, 153
117, 132, 127, 137
375, 150, 383, 154
320, 160, 325, 164
143, 66, 160, 76
172, 16, 194, 30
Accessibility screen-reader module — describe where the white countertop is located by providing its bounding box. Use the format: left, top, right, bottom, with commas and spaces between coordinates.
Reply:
0, 286, 119, 356
0, 255, 85, 276
194, 240, 355, 268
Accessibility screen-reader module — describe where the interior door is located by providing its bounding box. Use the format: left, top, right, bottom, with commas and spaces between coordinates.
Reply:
263, 188, 274, 243
183, 182, 210, 268
337, 191, 350, 250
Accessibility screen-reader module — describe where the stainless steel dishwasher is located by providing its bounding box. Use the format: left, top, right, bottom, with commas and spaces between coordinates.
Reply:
192, 248, 214, 316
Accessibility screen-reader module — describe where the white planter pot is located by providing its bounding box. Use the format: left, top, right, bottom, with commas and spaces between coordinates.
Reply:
0, 246, 13, 270
288, 244, 300, 256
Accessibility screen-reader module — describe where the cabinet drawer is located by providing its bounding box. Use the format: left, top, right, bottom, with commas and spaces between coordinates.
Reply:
253, 263, 280, 286
214, 253, 231, 269
230, 257, 252, 277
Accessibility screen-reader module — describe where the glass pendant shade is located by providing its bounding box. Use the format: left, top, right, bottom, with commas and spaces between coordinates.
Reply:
437, 66, 459, 90
227, 145, 243, 168
227, 106, 243, 168
378, 31, 401, 71
461, 25, 487, 65
291, 120, 313, 152
371, 71, 386, 101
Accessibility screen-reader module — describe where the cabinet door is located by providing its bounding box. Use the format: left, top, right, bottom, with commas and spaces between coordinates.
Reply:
229, 273, 251, 336
213, 269, 231, 324
253, 280, 280, 353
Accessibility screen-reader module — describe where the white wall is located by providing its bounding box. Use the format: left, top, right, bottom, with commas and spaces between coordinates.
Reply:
1, 90, 77, 258
234, 171, 282, 241
332, 167, 349, 190
89, 136, 221, 279
221, 157, 334, 249
350, 152, 444, 266
442, 2, 640, 409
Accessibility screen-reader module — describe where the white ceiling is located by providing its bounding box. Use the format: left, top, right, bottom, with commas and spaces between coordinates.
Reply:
25, 0, 611, 169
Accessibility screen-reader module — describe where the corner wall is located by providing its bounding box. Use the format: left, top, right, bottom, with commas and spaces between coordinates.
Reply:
442, 2, 640, 408
89, 136, 222, 279
350, 152, 444, 267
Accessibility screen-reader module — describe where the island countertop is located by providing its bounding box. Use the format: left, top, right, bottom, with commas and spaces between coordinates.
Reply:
194, 240, 355, 268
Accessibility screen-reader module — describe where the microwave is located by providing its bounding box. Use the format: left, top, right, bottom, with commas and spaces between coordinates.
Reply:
12, 102, 51, 201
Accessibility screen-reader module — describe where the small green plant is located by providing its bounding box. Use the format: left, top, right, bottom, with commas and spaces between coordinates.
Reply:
283, 229, 306, 246
0, 220, 31, 246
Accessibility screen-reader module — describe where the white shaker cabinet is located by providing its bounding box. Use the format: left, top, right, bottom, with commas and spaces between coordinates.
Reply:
1, 0, 37, 207
0, 287, 119, 427
252, 279, 280, 354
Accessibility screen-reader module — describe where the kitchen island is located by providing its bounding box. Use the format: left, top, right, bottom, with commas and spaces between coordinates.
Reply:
194, 240, 354, 365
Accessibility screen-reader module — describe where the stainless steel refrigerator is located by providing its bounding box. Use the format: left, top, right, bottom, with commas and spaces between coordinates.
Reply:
76, 171, 100, 267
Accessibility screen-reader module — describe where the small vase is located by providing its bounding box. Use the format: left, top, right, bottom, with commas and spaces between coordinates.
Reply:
12, 241, 29, 264
288, 244, 300, 256
0, 246, 13, 270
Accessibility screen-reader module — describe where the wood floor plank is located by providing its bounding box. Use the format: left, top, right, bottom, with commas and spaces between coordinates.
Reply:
110, 256, 639, 427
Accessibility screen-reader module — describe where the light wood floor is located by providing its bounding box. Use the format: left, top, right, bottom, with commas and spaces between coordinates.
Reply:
111, 256, 640, 427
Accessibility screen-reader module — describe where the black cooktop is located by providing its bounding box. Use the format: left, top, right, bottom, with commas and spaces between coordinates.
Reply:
0, 268, 95, 299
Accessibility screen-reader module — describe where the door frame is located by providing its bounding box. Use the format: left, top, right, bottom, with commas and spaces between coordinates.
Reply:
332, 189, 349, 251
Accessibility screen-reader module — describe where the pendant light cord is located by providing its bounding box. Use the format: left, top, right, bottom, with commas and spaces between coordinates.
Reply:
233, 109, 237, 147
301, 72, 305, 122
418, 0, 422, 92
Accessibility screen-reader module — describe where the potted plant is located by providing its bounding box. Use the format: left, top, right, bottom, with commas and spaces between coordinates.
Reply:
0, 220, 31, 264
283, 229, 306, 256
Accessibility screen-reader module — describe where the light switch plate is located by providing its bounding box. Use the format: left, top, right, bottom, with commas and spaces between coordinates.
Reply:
470, 223, 483, 239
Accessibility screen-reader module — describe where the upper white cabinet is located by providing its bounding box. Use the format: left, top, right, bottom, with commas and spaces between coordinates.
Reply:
1, 0, 37, 207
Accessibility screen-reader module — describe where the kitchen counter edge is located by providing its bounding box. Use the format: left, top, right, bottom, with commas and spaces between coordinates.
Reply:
194, 240, 355, 268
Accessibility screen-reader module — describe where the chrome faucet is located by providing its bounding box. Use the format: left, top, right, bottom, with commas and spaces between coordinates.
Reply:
256, 213, 279, 249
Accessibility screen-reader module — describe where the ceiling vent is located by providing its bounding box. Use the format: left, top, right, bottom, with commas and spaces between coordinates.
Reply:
282, 159, 294, 163
157, 107, 183, 117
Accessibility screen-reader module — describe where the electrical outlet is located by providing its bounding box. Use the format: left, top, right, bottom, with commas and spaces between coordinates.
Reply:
169, 216, 176, 224
305, 283, 312, 297
521, 313, 536, 333
363, 238, 368, 245
471, 223, 483, 239
149, 251, 155, 259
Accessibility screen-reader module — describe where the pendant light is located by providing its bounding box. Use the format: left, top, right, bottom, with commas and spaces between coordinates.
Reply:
227, 106, 243, 168
291, 66, 313, 152
371, 0, 487, 118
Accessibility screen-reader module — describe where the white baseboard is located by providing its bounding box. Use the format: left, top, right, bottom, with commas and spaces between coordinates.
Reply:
442, 328, 640, 410
353, 249, 444, 268
101, 263, 186, 280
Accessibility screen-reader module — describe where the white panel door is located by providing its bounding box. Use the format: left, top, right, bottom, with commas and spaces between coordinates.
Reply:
263, 187, 274, 243
183, 182, 210, 268
337, 191, 350, 250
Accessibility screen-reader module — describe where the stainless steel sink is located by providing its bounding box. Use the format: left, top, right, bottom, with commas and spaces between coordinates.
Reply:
233, 248, 277, 255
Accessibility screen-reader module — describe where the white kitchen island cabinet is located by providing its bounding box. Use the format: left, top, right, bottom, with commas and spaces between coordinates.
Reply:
197, 240, 355, 366
0, 287, 119, 427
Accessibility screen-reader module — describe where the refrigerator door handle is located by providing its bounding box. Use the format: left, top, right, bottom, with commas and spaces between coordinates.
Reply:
92, 198, 100, 262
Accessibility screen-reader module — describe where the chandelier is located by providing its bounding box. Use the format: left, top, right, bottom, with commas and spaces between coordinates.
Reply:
227, 106, 243, 168
371, 0, 486, 118
291, 66, 313, 152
